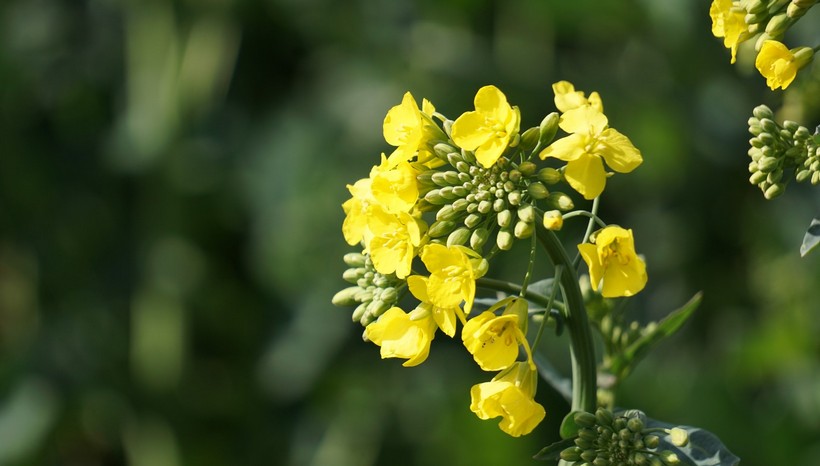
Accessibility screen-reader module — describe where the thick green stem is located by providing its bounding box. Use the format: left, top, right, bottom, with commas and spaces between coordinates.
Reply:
535, 227, 597, 413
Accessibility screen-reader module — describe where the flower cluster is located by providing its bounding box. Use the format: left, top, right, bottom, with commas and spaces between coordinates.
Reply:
334, 82, 649, 437
746, 104, 820, 198
710, 0, 816, 89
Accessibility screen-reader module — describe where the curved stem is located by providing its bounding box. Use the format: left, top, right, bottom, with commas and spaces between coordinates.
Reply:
572, 196, 601, 269
562, 210, 607, 228
536, 227, 597, 413
531, 265, 563, 352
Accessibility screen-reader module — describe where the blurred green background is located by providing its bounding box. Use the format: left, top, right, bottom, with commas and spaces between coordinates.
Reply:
0, 0, 818, 464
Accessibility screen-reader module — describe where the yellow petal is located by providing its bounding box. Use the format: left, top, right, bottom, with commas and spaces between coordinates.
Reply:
475, 136, 508, 168
383, 92, 422, 147
474, 85, 509, 118
407, 275, 430, 303
452, 110, 491, 150
564, 152, 607, 200
601, 257, 647, 298
578, 243, 603, 291
559, 106, 608, 135
538, 134, 586, 161
598, 128, 643, 173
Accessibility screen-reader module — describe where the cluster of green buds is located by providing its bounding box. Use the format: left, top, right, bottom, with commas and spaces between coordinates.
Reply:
561, 409, 689, 466
747, 104, 820, 199
332, 251, 403, 326
419, 119, 574, 252
741, 0, 816, 45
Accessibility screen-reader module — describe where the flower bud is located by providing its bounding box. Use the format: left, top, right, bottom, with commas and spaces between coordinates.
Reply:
593, 457, 610, 466
352, 303, 368, 323
574, 411, 597, 428
478, 200, 493, 214
428, 220, 456, 237
514, 220, 533, 239
668, 427, 689, 447
332, 287, 361, 306
595, 408, 614, 427
543, 210, 563, 230
537, 167, 562, 185
464, 213, 482, 229
796, 169, 811, 182
659, 451, 680, 465
527, 181, 550, 199
757, 156, 778, 173
753, 105, 774, 120
518, 161, 537, 176
470, 227, 490, 250
493, 198, 506, 212
764, 13, 791, 37
764, 183, 784, 199
749, 170, 767, 184
519, 126, 540, 151
343, 253, 366, 267
644, 434, 660, 449
497, 229, 514, 250
517, 205, 535, 223
497, 209, 512, 228
380, 287, 397, 303
425, 189, 447, 205
507, 191, 522, 206
436, 204, 456, 221
539, 112, 560, 146
560, 447, 582, 462
447, 227, 471, 246
580, 449, 597, 462
434, 142, 458, 159
547, 192, 574, 211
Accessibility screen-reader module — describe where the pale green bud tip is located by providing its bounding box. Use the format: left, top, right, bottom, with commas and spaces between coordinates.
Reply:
539, 112, 560, 146
520, 127, 540, 150
527, 181, 549, 199
792, 46, 815, 68
560, 447, 582, 461
513, 220, 533, 239
496, 229, 514, 250
537, 167, 562, 185
659, 451, 680, 465
627, 417, 644, 432
574, 411, 597, 427
668, 428, 689, 447
343, 253, 366, 267
332, 287, 361, 306
447, 227, 471, 246
595, 407, 614, 426
753, 105, 773, 120
517, 205, 535, 223
548, 192, 575, 211
518, 161, 537, 176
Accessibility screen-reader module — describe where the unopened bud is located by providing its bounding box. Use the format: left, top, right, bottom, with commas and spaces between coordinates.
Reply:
547, 192, 575, 211
764, 13, 791, 37
497, 229, 514, 250
517, 205, 535, 223
560, 447, 582, 462
464, 213, 482, 229
574, 411, 597, 428
660, 451, 680, 465
527, 181, 550, 199
447, 227, 471, 246
543, 210, 564, 230
514, 220, 533, 238
595, 408, 614, 427
764, 183, 784, 199
668, 427, 689, 447
518, 161, 537, 176
497, 209, 513, 228
343, 253, 366, 267
519, 127, 540, 151
537, 167, 562, 185
434, 142, 457, 159
332, 287, 361, 306
470, 227, 490, 250
539, 112, 560, 147
753, 105, 774, 120
428, 220, 456, 237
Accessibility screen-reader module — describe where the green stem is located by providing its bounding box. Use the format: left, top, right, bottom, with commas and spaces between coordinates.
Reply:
562, 210, 607, 228
572, 196, 601, 269
531, 265, 563, 352
519, 233, 538, 296
475, 277, 565, 313
536, 227, 597, 413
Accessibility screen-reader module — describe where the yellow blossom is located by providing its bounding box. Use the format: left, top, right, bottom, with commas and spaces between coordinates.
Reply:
407, 275, 465, 337
755, 40, 814, 90
709, 0, 748, 64
552, 81, 602, 113
367, 208, 424, 279
383, 92, 444, 168
365, 307, 437, 367
542, 210, 563, 231
341, 178, 374, 246
419, 243, 486, 314
451, 85, 521, 168
539, 105, 642, 200
470, 362, 545, 437
369, 156, 419, 214
462, 302, 532, 371
578, 226, 647, 298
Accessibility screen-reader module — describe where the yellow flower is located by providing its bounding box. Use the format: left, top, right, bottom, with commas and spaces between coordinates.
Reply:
539, 105, 642, 200
419, 243, 486, 314
365, 307, 437, 367
470, 362, 545, 437
755, 40, 814, 90
369, 157, 419, 214
462, 301, 531, 371
578, 226, 647, 298
451, 85, 521, 168
383, 92, 444, 168
407, 275, 465, 337
341, 177, 374, 246
552, 81, 602, 113
542, 210, 563, 231
366, 208, 423, 279
709, 0, 748, 64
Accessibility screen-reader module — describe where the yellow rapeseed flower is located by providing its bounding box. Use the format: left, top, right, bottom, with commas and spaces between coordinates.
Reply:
552, 80, 602, 113
407, 275, 466, 338
755, 40, 814, 90
709, 0, 748, 64
419, 243, 485, 314
365, 307, 437, 367
341, 177, 374, 246
383, 92, 443, 168
578, 226, 647, 298
470, 362, 545, 437
366, 208, 423, 279
451, 85, 521, 168
369, 157, 419, 214
462, 301, 532, 372
539, 105, 642, 200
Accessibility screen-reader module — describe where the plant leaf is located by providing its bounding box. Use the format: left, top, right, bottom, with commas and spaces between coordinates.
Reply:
800, 217, 820, 257
608, 292, 702, 380
642, 414, 740, 466
527, 278, 554, 297
559, 410, 584, 439
532, 437, 575, 461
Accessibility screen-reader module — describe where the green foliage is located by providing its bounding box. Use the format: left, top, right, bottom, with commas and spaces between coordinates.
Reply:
800, 217, 820, 257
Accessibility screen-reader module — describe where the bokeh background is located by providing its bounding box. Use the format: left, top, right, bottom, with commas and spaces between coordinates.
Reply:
0, 0, 819, 464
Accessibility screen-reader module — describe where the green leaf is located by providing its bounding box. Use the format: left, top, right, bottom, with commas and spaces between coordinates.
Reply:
527, 278, 554, 297
532, 437, 575, 461
608, 292, 702, 380
800, 217, 820, 257
642, 414, 740, 466
559, 410, 584, 439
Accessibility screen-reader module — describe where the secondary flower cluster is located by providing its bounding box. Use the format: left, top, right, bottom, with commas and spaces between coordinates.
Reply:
334, 82, 649, 437
747, 104, 820, 198
710, 0, 816, 89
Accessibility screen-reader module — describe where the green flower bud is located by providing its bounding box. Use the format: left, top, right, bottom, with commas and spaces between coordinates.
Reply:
759, 118, 777, 134
575, 436, 595, 450
493, 198, 506, 212
796, 169, 811, 182
514, 220, 533, 239
574, 411, 598, 428
794, 126, 811, 141
527, 181, 550, 199
618, 428, 632, 441
332, 287, 361, 306
767, 170, 783, 184
758, 132, 775, 146
627, 417, 644, 433
520, 126, 540, 151
595, 408, 614, 427
452, 186, 469, 197
746, 0, 767, 14
749, 170, 767, 184
425, 189, 447, 205
352, 302, 368, 323
464, 213, 482, 229
539, 112, 560, 146
753, 105, 774, 120
368, 299, 390, 318
446, 152, 462, 167
497, 229, 514, 250
497, 209, 513, 228
538, 167, 562, 185
455, 160, 471, 173
748, 161, 759, 173
650, 457, 664, 466
439, 186, 458, 200
517, 205, 535, 223
744, 11, 766, 25
452, 198, 470, 212
429, 220, 457, 237
343, 267, 365, 283
434, 142, 457, 159
668, 428, 689, 447
343, 253, 366, 267
764, 13, 791, 37
547, 192, 575, 211
748, 147, 763, 161
508, 169, 522, 183
633, 452, 648, 465
461, 148, 476, 164
436, 204, 456, 221
478, 200, 493, 214
593, 458, 610, 466
644, 434, 660, 449
518, 161, 537, 176
581, 449, 597, 462
764, 183, 784, 199
447, 227, 472, 246
380, 287, 397, 303
470, 227, 490, 250
507, 191, 522, 206
560, 447, 582, 462
757, 156, 779, 173
659, 451, 680, 465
